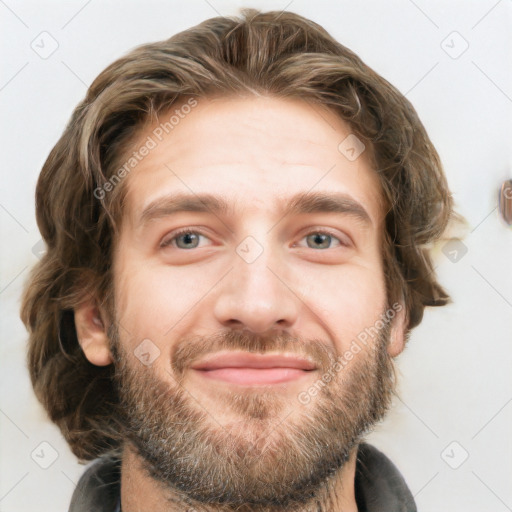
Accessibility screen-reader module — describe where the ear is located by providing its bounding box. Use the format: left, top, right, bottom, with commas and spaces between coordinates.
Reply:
74, 298, 113, 366
387, 302, 407, 357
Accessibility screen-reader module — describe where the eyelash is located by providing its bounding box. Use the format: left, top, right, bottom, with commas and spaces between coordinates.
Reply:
160, 227, 350, 250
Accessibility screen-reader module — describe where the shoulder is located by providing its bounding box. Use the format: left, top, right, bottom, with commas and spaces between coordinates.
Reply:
355, 443, 417, 512
68, 456, 121, 512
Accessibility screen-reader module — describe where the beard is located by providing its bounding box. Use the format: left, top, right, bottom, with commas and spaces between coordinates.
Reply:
109, 313, 396, 512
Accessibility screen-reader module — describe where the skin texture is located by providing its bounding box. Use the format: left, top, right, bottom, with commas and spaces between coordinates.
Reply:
74, 95, 406, 511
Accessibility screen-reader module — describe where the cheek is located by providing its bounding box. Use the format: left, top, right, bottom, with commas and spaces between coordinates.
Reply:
303, 264, 387, 346
113, 254, 222, 344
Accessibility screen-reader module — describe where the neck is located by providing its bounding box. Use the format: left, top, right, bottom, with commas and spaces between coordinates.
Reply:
120, 444, 359, 512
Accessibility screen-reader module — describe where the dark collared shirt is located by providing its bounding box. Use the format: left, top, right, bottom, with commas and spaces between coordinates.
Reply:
69, 443, 417, 511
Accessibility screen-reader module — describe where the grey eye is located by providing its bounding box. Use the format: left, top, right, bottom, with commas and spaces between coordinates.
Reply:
175, 232, 201, 249
306, 233, 334, 249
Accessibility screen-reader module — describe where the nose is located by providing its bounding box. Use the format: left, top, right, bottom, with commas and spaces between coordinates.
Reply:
212, 241, 300, 334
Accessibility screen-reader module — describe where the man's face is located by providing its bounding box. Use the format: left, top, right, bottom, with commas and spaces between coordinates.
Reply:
108, 96, 403, 508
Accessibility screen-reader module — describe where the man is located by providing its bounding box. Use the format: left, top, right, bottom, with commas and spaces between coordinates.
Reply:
21, 8, 459, 512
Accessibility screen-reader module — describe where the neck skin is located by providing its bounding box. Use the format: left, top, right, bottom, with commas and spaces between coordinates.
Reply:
120, 443, 359, 512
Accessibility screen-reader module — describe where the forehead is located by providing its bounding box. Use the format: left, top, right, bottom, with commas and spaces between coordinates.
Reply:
118, 95, 384, 229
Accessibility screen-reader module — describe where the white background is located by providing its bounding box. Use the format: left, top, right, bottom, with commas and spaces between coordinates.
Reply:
1, 0, 511, 510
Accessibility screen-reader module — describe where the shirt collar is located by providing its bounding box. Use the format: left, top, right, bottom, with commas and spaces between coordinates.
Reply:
69, 443, 416, 512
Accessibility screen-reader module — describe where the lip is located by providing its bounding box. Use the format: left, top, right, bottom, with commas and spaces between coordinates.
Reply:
191, 351, 317, 371
191, 352, 317, 386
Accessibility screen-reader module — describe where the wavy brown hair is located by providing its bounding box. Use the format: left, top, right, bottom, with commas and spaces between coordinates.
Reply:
20, 8, 460, 461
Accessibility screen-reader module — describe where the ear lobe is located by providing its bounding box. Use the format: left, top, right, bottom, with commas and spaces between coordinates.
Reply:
74, 299, 113, 366
387, 302, 407, 358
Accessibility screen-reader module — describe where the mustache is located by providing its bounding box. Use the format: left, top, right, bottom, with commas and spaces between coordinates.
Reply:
171, 330, 338, 377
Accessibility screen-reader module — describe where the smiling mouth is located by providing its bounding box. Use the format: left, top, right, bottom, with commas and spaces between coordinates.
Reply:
194, 367, 315, 385
190, 351, 317, 386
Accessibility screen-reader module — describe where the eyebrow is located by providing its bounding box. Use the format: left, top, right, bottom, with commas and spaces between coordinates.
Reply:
137, 191, 373, 228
